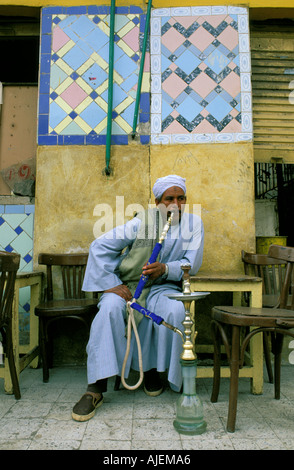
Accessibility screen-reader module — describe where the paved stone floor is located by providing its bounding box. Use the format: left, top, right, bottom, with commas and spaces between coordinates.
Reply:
0, 364, 293, 451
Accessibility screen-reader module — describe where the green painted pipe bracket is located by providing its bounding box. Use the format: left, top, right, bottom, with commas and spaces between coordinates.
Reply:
105, 0, 116, 175
131, 0, 152, 139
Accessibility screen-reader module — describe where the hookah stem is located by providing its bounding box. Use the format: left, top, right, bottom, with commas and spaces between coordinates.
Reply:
121, 212, 175, 391
132, 211, 174, 301
130, 302, 184, 340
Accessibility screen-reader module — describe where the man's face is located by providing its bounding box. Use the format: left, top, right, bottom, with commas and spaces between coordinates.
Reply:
155, 186, 186, 223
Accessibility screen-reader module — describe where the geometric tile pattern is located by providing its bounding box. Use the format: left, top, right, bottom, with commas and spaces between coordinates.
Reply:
150, 5, 253, 144
0, 204, 35, 272
0, 204, 35, 343
38, 5, 253, 146
38, 5, 150, 145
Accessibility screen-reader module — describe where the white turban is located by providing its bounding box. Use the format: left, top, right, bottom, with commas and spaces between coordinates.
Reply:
152, 175, 186, 200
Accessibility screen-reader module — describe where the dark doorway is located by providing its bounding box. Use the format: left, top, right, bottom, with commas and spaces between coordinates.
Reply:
255, 162, 294, 246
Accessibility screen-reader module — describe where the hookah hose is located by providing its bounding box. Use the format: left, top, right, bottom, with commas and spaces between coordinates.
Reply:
120, 212, 176, 390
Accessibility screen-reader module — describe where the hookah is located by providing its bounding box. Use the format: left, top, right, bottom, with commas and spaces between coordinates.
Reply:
166, 264, 209, 435
121, 211, 176, 390
121, 210, 210, 435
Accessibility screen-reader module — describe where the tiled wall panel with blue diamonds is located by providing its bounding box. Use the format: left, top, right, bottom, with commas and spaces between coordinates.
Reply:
0, 204, 34, 271
0, 204, 35, 343
38, 5, 150, 145
150, 5, 253, 144
38, 5, 253, 147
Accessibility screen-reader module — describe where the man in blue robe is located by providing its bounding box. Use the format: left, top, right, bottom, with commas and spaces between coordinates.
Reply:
72, 175, 204, 422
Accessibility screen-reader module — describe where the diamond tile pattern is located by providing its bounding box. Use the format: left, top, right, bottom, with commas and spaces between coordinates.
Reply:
0, 204, 35, 342
38, 6, 150, 145
0, 205, 34, 272
38, 6, 252, 146
150, 6, 253, 144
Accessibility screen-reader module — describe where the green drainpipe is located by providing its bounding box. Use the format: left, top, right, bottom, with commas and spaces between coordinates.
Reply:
105, 0, 115, 175
131, 0, 152, 139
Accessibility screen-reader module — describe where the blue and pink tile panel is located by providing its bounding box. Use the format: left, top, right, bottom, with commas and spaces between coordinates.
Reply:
38, 5, 252, 146
0, 204, 34, 272
39, 5, 150, 145
0, 204, 35, 340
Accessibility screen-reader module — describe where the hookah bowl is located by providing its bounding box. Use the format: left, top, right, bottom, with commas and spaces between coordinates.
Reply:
166, 264, 210, 435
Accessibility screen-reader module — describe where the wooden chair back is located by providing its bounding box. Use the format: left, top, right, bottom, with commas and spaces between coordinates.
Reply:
38, 253, 89, 301
242, 250, 285, 295
241, 249, 289, 308
0, 251, 20, 328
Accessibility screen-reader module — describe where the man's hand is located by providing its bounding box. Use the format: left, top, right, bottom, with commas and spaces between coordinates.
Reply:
104, 285, 133, 302
142, 262, 165, 280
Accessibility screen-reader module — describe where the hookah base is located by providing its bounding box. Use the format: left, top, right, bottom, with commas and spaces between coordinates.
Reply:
173, 417, 207, 436
173, 359, 207, 435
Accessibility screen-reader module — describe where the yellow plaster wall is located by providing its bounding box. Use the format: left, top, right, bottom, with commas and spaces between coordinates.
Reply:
150, 142, 256, 273
25, 0, 255, 275
34, 144, 150, 256
34, 142, 255, 274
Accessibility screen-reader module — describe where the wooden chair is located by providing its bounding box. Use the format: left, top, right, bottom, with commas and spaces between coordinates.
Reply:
241, 250, 288, 383
211, 245, 294, 432
242, 250, 288, 308
0, 251, 21, 399
34, 253, 98, 383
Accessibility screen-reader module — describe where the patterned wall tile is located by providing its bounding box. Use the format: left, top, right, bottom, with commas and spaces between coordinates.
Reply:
0, 204, 35, 344
0, 205, 34, 271
38, 6, 150, 145
150, 6, 252, 144
38, 5, 253, 147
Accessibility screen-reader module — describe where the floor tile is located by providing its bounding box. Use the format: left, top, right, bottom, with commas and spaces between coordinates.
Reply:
0, 363, 293, 450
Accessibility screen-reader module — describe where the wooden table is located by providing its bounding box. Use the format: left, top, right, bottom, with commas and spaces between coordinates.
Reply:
0, 271, 43, 394
190, 273, 263, 394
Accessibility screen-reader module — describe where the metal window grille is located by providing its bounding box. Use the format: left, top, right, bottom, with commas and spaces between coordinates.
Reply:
255, 163, 294, 199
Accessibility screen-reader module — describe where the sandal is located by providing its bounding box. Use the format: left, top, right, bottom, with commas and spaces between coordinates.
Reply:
72, 392, 103, 422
